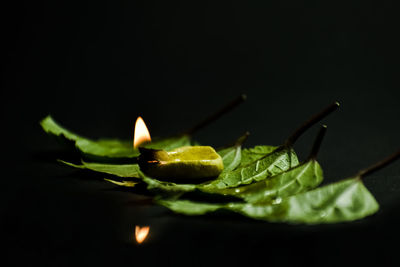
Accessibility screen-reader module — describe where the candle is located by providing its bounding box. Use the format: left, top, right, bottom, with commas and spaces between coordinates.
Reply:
134, 116, 223, 179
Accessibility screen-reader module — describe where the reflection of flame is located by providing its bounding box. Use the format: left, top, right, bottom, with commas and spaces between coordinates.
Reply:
135, 226, 150, 244
134, 116, 151, 148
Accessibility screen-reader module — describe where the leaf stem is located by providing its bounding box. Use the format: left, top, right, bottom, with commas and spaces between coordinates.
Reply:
284, 101, 339, 147
307, 125, 328, 160
234, 131, 250, 147
357, 149, 400, 178
183, 94, 247, 136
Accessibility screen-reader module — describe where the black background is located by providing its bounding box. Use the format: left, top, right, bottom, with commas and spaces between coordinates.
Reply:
2, 1, 400, 266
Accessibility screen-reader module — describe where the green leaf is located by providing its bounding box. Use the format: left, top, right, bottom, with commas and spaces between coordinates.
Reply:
198, 103, 339, 193
212, 125, 327, 202
139, 173, 197, 194
59, 160, 197, 194
59, 160, 141, 178
280, 177, 379, 224
217, 145, 242, 172
232, 177, 380, 224
158, 198, 223, 216
219, 159, 323, 203
40, 115, 192, 161
104, 178, 138, 187
200, 146, 299, 191
239, 145, 277, 168
158, 177, 379, 224
41, 116, 137, 159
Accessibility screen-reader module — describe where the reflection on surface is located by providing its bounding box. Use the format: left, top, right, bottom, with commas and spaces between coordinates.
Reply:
135, 226, 150, 244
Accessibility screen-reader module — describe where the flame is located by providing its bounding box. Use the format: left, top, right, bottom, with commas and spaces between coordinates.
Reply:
134, 116, 151, 148
135, 226, 150, 244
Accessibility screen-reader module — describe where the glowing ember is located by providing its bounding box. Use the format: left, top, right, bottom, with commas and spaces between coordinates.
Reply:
135, 226, 150, 244
134, 116, 151, 148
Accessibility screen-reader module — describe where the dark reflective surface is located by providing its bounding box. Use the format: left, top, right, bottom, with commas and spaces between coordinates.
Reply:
3, 1, 400, 266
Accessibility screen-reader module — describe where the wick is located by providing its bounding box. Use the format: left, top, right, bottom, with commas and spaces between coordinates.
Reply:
307, 125, 328, 161
284, 101, 339, 147
357, 149, 400, 178
183, 94, 247, 136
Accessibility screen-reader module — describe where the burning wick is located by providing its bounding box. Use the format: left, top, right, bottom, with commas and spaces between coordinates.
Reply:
135, 226, 150, 244
134, 116, 151, 148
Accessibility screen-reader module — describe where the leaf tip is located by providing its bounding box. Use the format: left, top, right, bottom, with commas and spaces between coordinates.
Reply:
39, 114, 52, 128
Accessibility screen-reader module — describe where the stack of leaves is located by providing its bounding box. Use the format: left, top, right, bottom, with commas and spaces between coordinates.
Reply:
40, 101, 400, 224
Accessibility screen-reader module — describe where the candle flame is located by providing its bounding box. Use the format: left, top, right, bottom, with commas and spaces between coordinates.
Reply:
134, 116, 151, 148
135, 226, 150, 244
